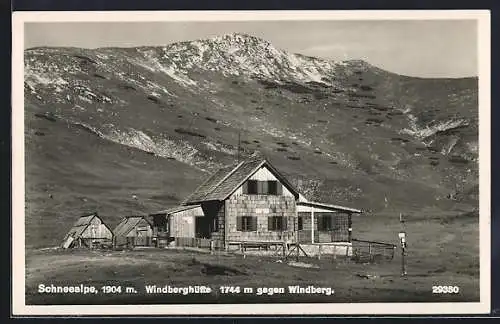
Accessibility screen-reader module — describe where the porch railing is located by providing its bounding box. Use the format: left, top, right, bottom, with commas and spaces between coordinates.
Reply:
298, 230, 350, 243
174, 237, 224, 250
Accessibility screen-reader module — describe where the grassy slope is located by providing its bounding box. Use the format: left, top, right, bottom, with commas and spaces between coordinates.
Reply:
25, 109, 206, 248
24, 47, 479, 253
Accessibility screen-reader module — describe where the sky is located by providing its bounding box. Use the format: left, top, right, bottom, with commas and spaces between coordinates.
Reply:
24, 20, 478, 78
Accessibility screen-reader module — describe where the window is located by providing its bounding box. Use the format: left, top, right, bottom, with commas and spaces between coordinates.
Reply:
246, 180, 258, 194
315, 212, 350, 242
318, 214, 334, 231
298, 216, 303, 230
237, 216, 257, 232
243, 180, 283, 195
268, 181, 278, 195
268, 216, 287, 231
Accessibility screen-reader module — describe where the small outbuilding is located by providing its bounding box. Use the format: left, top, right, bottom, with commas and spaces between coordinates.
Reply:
112, 216, 153, 248
150, 205, 205, 248
61, 212, 113, 249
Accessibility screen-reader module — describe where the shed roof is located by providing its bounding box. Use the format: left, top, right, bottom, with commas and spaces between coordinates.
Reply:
183, 159, 300, 204
151, 204, 202, 216
297, 200, 362, 214
113, 216, 151, 237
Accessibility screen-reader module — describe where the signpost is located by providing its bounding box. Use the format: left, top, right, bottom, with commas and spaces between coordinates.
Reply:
296, 215, 300, 262
399, 213, 407, 277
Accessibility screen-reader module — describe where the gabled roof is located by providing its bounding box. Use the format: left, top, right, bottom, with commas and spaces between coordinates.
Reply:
113, 216, 151, 237
150, 204, 202, 216
63, 212, 109, 240
183, 159, 300, 205
73, 214, 96, 227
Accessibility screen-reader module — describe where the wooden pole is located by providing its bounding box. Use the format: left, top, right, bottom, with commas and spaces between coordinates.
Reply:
401, 244, 406, 276
311, 206, 315, 244
400, 213, 407, 277
295, 214, 299, 261
348, 213, 352, 242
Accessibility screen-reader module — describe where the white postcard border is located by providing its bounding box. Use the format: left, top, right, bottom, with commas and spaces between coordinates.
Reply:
11, 10, 491, 316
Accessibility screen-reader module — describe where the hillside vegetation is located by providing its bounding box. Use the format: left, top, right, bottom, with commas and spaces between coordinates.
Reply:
24, 33, 478, 248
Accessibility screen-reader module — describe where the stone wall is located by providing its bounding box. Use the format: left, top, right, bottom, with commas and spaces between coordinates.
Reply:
225, 194, 297, 242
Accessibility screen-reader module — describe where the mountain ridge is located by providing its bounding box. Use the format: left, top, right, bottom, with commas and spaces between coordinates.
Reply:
24, 33, 479, 247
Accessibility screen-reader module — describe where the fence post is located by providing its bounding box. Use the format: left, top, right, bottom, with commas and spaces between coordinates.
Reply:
369, 243, 374, 262
318, 245, 322, 260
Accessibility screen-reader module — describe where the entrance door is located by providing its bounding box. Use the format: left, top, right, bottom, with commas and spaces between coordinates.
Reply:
195, 217, 211, 238
135, 230, 149, 246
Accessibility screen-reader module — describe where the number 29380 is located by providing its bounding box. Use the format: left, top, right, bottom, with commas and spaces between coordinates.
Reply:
432, 285, 460, 294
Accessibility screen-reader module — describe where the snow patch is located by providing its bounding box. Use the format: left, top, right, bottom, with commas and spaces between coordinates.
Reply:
162, 66, 197, 87
203, 141, 237, 155
136, 50, 198, 89
26, 70, 68, 87
96, 127, 213, 170
78, 95, 93, 103
401, 118, 469, 139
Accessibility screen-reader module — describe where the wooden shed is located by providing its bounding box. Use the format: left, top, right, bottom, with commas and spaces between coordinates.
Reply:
61, 212, 113, 249
112, 216, 153, 248
150, 205, 205, 247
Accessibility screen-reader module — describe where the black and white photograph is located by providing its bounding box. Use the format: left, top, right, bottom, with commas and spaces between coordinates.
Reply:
11, 10, 491, 315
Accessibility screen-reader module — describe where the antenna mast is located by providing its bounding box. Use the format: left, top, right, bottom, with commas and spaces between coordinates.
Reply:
237, 131, 241, 163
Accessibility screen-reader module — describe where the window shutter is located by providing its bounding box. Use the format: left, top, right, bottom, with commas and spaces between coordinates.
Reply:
251, 217, 258, 231
261, 181, 269, 195
276, 182, 283, 195
268, 217, 273, 231
213, 217, 218, 231
257, 181, 263, 194
242, 181, 248, 194
283, 217, 288, 231
236, 216, 243, 231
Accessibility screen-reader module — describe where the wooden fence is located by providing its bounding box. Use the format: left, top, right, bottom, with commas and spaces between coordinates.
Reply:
351, 239, 396, 263
175, 237, 224, 250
